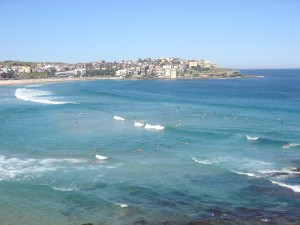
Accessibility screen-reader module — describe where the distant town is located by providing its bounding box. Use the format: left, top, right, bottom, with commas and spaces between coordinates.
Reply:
0, 57, 244, 80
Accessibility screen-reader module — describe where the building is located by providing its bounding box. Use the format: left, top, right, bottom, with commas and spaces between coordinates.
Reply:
155, 67, 165, 78
188, 61, 198, 68
170, 69, 177, 79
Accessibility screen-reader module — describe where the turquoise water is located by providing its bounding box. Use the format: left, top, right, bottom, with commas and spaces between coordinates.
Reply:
0, 69, 300, 224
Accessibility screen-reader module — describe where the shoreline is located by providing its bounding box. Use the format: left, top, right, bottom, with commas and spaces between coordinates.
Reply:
0, 77, 111, 86
0, 75, 260, 86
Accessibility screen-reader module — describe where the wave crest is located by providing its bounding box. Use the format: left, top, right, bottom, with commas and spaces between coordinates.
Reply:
113, 115, 125, 121
246, 135, 259, 141
192, 157, 213, 165
15, 88, 73, 105
270, 180, 300, 193
231, 170, 262, 178
282, 143, 300, 149
144, 123, 164, 130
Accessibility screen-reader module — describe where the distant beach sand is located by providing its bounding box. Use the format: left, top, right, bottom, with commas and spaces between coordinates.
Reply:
0, 77, 114, 86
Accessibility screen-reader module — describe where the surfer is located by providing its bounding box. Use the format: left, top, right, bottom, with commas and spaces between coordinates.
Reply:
283, 143, 289, 149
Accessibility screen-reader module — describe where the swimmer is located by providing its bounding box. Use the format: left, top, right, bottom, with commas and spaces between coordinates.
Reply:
283, 143, 289, 149
136, 148, 143, 152
277, 118, 284, 124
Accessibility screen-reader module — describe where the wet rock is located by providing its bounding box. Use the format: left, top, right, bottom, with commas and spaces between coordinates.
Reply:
235, 207, 261, 217
185, 220, 225, 225
270, 172, 290, 176
133, 219, 148, 225
291, 167, 300, 172
161, 222, 175, 225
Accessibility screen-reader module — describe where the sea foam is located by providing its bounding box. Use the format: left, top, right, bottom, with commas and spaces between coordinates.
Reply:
52, 185, 79, 192
0, 155, 86, 181
246, 135, 259, 141
115, 203, 129, 208
113, 115, 125, 121
192, 157, 213, 165
134, 121, 145, 127
270, 180, 300, 193
15, 88, 73, 105
231, 170, 262, 178
282, 143, 300, 149
144, 123, 164, 130
95, 154, 108, 160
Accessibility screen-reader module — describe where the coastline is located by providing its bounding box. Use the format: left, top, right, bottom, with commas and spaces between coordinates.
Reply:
0, 75, 260, 86
0, 77, 111, 86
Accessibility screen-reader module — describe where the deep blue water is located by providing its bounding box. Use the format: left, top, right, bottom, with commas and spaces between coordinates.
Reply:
0, 69, 300, 224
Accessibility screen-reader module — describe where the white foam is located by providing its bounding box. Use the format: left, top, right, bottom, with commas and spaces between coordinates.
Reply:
231, 170, 262, 178
134, 120, 145, 127
282, 143, 300, 149
52, 185, 79, 192
15, 88, 73, 105
192, 157, 213, 165
40, 158, 86, 164
115, 203, 129, 208
270, 180, 300, 193
246, 135, 259, 141
95, 154, 108, 160
113, 115, 125, 121
258, 169, 299, 176
0, 155, 86, 181
261, 218, 270, 222
144, 123, 164, 130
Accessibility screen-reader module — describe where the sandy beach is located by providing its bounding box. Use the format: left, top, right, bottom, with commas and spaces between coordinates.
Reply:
0, 77, 113, 86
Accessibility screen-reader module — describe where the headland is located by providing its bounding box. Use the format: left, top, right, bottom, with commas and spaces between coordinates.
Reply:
0, 57, 260, 86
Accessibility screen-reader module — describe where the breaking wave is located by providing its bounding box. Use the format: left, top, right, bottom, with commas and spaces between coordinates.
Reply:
270, 180, 300, 193
0, 155, 86, 181
246, 135, 259, 141
282, 143, 300, 149
134, 120, 145, 127
113, 115, 125, 121
230, 170, 262, 178
15, 88, 74, 105
115, 203, 129, 208
192, 157, 231, 165
231, 168, 300, 192
144, 123, 164, 130
192, 157, 213, 165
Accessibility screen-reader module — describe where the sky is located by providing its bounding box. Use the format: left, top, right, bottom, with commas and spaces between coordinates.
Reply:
0, 0, 299, 69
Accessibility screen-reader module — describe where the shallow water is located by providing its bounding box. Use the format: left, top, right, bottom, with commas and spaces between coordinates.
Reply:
0, 69, 300, 224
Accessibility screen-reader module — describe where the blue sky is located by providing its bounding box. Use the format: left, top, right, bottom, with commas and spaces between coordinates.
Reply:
0, 0, 299, 68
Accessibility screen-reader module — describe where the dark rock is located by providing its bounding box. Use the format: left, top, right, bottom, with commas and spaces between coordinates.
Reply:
185, 220, 226, 225
235, 207, 261, 217
291, 167, 300, 172
133, 219, 148, 225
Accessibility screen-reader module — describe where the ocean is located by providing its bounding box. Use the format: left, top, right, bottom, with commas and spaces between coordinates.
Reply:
0, 69, 300, 225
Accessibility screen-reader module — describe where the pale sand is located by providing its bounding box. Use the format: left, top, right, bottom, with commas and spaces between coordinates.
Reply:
0, 77, 116, 86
